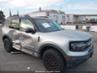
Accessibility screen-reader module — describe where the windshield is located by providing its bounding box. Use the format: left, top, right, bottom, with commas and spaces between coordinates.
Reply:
34, 18, 63, 32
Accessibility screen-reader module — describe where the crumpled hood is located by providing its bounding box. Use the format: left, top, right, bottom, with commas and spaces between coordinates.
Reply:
40, 30, 91, 41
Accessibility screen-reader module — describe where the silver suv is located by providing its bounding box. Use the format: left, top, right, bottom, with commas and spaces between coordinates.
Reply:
2, 15, 93, 72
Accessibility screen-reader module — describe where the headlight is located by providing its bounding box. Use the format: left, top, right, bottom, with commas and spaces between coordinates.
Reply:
70, 40, 91, 51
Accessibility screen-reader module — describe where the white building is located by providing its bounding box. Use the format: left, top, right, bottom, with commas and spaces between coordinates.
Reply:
65, 14, 74, 24
26, 8, 97, 24
65, 14, 97, 24
28, 9, 65, 24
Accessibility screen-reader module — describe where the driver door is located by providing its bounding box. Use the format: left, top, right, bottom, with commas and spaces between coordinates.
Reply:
20, 18, 38, 54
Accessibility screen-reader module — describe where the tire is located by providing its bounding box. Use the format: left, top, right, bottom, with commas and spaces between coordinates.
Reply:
3, 38, 13, 53
42, 49, 65, 72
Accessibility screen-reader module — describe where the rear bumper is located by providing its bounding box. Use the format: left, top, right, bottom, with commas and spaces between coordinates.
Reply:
65, 48, 93, 67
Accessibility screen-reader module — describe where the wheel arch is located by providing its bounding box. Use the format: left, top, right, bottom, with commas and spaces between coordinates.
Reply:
2, 35, 11, 41
39, 44, 66, 60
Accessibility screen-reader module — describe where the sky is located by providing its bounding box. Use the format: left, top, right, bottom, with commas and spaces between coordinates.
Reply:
0, 0, 97, 17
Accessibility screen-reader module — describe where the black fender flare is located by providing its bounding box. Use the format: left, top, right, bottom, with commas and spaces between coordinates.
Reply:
39, 43, 66, 59
2, 35, 12, 42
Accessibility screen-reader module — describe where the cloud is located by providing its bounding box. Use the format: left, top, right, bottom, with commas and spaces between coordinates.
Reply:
1, 0, 64, 17
62, 2, 97, 14
2, 0, 97, 10
0, 0, 7, 2
64, 2, 97, 10
9, 0, 26, 7
7, 0, 64, 8
1, 0, 97, 15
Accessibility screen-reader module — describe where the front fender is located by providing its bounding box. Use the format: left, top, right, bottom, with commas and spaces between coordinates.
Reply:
38, 43, 66, 58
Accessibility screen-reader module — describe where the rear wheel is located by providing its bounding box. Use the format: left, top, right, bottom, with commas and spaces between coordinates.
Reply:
42, 49, 65, 72
3, 38, 13, 53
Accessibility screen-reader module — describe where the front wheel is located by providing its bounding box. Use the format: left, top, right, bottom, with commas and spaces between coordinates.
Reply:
42, 49, 65, 72
3, 38, 13, 53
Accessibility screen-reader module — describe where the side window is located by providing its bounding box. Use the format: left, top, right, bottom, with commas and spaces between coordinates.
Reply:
9, 18, 20, 30
20, 18, 34, 32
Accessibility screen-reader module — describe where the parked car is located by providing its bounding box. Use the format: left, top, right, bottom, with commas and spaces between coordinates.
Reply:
1, 15, 94, 72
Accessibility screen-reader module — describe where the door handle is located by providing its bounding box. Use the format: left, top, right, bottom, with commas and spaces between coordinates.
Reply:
38, 36, 40, 42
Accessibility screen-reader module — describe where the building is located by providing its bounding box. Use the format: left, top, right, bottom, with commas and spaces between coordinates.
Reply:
26, 8, 97, 25
65, 14, 97, 24
28, 9, 65, 24
65, 14, 74, 24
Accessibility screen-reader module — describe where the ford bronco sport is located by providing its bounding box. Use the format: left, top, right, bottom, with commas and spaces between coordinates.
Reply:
2, 15, 93, 72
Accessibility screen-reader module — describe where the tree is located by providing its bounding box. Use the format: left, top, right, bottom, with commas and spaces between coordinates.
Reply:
0, 11, 5, 24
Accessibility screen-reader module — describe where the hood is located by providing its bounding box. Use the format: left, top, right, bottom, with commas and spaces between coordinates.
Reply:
39, 30, 91, 42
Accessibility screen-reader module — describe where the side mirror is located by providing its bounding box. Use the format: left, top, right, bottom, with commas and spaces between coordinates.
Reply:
25, 28, 36, 34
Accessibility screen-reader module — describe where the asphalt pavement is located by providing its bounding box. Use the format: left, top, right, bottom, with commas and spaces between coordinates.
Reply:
0, 27, 97, 73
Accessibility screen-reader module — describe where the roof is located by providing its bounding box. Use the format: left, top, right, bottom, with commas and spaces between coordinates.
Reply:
28, 9, 65, 14
7, 14, 49, 20
74, 14, 97, 16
